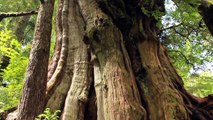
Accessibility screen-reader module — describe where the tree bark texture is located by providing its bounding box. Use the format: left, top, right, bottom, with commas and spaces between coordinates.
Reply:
17, 0, 55, 120
199, 0, 213, 36
8, 0, 213, 120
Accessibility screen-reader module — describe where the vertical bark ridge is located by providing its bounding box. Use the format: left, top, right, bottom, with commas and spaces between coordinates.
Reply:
17, 0, 55, 119
78, 0, 145, 119
93, 2, 150, 118
47, 0, 64, 81
46, 0, 68, 97
61, 0, 91, 119
46, 0, 72, 112
99, 0, 191, 119
120, 37, 143, 104
93, 61, 105, 120
137, 38, 188, 119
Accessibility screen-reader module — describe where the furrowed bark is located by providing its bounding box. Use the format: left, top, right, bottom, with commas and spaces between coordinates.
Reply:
61, 0, 91, 119
46, 0, 71, 112
137, 39, 188, 119
93, 61, 105, 120
47, 0, 68, 96
131, 2, 189, 119
78, 0, 145, 119
47, 0, 64, 81
17, 0, 55, 119
94, 0, 190, 119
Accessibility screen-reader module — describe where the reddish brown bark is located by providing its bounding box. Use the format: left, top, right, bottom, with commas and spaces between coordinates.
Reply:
17, 0, 55, 120
47, 0, 64, 81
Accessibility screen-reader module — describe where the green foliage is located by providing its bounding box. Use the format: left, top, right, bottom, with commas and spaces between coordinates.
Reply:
185, 71, 213, 97
35, 108, 61, 120
163, 0, 213, 97
0, 29, 29, 83
0, 0, 57, 111
0, 30, 19, 57
141, 1, 165, 28
49, 0, 59, 57
0, 83, 22, 112
0, 0, 38, 44
0, 0, 38, 12
0, 29, 29, 111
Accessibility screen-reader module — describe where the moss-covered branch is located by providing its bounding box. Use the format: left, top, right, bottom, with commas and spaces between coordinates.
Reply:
0, 11, 37, 22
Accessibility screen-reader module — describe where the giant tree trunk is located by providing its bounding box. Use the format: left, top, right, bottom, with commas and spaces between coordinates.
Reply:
7, 0, 213, 120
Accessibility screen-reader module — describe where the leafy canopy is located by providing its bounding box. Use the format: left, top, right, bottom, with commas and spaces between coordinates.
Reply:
162, 0, 213, 96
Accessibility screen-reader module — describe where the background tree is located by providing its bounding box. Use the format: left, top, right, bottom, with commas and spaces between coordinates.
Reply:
0, 1, 39, 116
0, 0, 38, 85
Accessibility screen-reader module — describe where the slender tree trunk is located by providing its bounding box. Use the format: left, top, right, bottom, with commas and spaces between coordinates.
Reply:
14, 16, 31, 43
6, 0, 213, 120
47, 0, 64, 81
0, 56, 9, 84
17, 0, 55, 119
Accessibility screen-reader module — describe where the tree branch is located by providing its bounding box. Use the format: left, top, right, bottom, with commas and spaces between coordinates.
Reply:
168, 49, 195, 68
160, 23, 183, 32
0, 11, 38, 22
